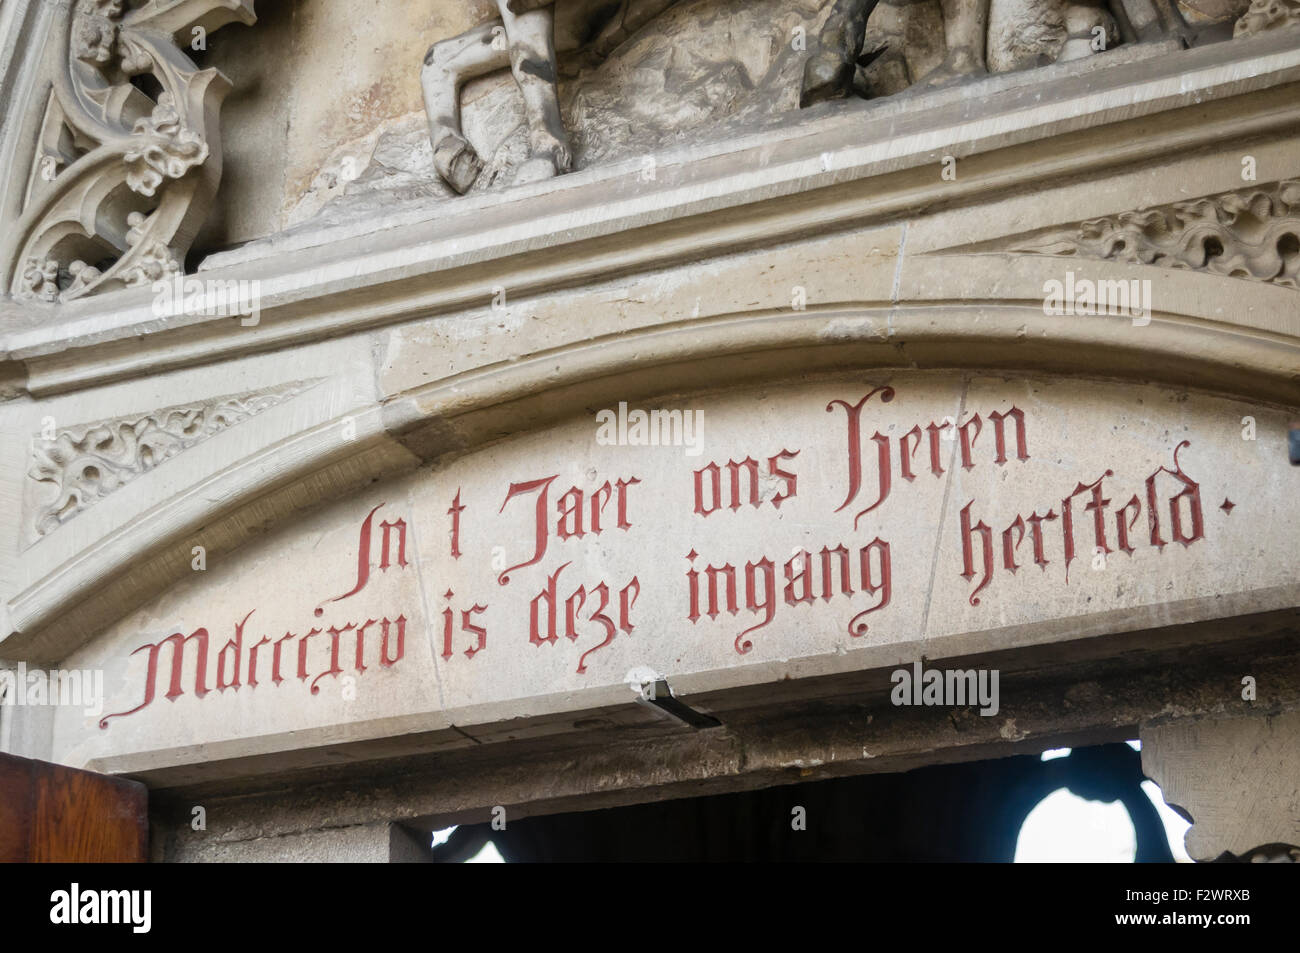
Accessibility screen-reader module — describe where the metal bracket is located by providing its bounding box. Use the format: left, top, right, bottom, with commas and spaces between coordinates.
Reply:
627, 668, 721, 729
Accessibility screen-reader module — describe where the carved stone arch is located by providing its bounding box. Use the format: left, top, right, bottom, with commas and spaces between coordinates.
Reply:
4, 257, 1297, 664
0, 11, 1298, 857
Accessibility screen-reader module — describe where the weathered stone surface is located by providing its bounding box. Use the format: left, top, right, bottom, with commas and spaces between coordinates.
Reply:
1142, 711, 1300, 861
0, 0, 1298, 862
43, 371, 1298, 779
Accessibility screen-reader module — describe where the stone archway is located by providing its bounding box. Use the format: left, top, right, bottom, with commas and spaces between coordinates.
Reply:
1, 0, 1298, 864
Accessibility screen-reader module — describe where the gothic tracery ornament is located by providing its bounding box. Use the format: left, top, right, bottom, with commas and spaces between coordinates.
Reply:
1, 0, 257, 304
975, 180, 1300, 288
1233, 0, 1300, 35
27, 381, 320, 538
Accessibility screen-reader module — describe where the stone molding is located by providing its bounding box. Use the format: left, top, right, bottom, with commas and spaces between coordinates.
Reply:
0, 31, 1297, 401
4, 300, 1299, 665
26, 380, 319, 539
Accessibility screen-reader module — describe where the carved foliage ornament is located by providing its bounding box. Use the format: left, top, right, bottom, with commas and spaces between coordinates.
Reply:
1233, 0, 1300, 35
994, 179, 1300, 288
28, 380, 318, 538
3, 0, 256, 304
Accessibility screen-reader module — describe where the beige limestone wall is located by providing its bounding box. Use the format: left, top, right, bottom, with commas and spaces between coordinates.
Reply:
197, 0, 497, 249
47, 370, 1300, 779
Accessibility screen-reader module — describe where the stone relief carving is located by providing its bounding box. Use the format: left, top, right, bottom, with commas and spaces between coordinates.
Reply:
26, 380, 319, 539
4, 0, 1292, 286
421, 0, 878, 195
1, 0, 257, 304
325, 0, 1277, 206
964, 179, 1300, 288
857, 0, 1246, 97
1233, 0, 1300, 33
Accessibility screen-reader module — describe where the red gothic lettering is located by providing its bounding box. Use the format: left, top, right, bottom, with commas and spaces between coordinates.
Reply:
959, 501, 994, 607
564, 585, 588, 641
247, 635, 270, 688
98, 628, 210, 728
501, 475, 638, 584
619, 578, 640, 633
296, 627, 322, 681
694, 463, 722, 516
727, 458, 762, 511
925, 420, 949, 477
557, 487, 584, 539
272, 631, 295, 685
819, 545, 852, 601
589, 481, 613, 533
686, 550, 702, 622
498, 475, 559, 585
785, 550, 815, 606
768, 450, 800, 507
332, 503, 410, 602
614, 477, 639, 529
685, 551, 740, 620
577, 583, 616, 674
1146, 441, 1204, 549
311, 622, 356, 694
441, 596, 455, 660
988, 407, 1030, 464
900, 425, 923, 481
1061, 471, 1114, 582
441, 594, 488, 660
523, 565, 637, 672
1002, 517, 1025, 573
696, 455, 793, 515
848, 537, 891, 637
958, 414, 982, 470
462, 605, 488, 659
333, 504, 381, 602
448, 489, 465, 559
529, 561, 571, 645
736, 558, 776, 654
102, 605, 410, 729
688, 538, 895, 652
354, 619, 373, 673
380, 616, 406, 666
1025, 509, 1058, 568
828, 386, 895, 527
378, 519, 408, 570
1115, 494, 1142, 554
217, 610, 254, 691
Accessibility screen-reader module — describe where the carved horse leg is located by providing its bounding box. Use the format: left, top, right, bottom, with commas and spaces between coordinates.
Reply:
801, 0, 881, 106
498, 0, 573, 186
421, 20, 509, 194
942, 0, 991, 74
915, 0, 992, 84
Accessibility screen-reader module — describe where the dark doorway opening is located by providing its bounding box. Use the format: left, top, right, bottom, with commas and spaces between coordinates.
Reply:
431, 741, 1175, 862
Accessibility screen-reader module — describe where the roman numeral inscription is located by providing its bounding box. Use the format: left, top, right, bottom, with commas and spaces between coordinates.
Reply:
99, 382, 1217, 728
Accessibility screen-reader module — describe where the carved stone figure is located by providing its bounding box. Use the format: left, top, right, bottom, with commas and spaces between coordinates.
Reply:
421, 0, 879, 194
855, 0, 1276, 98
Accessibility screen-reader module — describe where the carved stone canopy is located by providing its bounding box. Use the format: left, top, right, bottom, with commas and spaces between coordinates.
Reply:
2, 0, 257, 305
